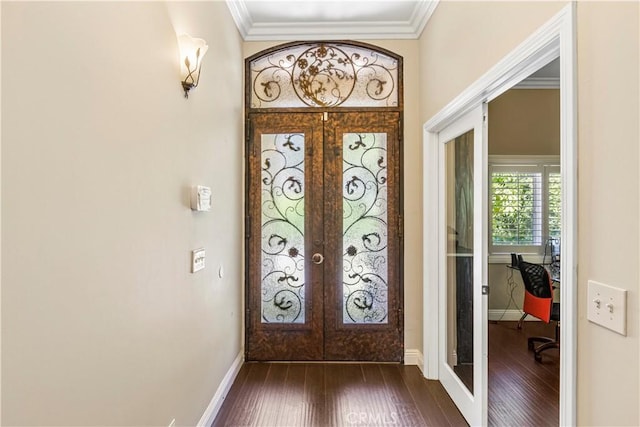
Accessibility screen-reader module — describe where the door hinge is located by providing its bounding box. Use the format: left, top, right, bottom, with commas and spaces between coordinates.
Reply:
397, 308, 403, 332
245, 215, 251, 239
246, 308, 251, 330
323, 111, 329, 122
482, 285, 490, 295
398, 214, 404, 238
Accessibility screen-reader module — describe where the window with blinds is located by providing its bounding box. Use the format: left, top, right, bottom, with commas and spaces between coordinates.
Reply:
489, 157, 561, 255
548, 171, 562, 240
491, 167, 542, 245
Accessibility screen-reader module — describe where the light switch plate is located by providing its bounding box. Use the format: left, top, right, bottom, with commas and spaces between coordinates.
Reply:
587, 280, 627, 336
191, 248, 205, 273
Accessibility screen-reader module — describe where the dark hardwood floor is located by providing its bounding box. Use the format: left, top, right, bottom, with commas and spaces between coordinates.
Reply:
489, 321, 559, 426
212, 321, 559, 427
212, 363, 467, 427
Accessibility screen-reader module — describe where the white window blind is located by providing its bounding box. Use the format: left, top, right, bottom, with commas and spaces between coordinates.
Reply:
491, 166, 542, 246
489, 157, 561, 255
547, 171, 561, 239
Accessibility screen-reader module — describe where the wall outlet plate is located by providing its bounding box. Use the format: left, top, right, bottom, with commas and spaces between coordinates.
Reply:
192, 248, 205, 273
587, 280, 627, 336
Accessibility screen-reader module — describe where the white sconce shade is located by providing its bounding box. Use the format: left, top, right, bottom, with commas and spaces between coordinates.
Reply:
178, 33, 208, 98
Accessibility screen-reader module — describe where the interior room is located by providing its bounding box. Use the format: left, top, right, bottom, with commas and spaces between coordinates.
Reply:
1, 1, 638, 426
486, 72, 561, 425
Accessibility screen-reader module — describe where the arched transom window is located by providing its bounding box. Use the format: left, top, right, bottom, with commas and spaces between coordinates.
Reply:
247, 41, 401, 109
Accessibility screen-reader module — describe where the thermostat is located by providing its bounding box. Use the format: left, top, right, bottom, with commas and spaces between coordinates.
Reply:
191, 185, 212, 211
192, 248, 206, 273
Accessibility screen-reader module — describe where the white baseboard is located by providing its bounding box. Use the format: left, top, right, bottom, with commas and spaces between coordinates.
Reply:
489, 309, 541, 322
404, 349, 424, 373
198, 350, 244, 427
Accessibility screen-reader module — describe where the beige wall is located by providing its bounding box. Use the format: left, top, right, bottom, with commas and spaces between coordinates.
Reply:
576, 2, 639, 425
1, 2, 244, 425
488, 265, 524, 313
489, 89, 560, 156
420, 1, 567, 120
420, 1, 639, 425
244, 39, 424, 352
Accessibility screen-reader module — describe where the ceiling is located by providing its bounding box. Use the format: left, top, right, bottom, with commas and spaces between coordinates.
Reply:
226, 0, 559, 87
226, 0, 439, 41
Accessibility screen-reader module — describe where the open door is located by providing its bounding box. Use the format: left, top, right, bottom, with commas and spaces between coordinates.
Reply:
437, 104, 488, 426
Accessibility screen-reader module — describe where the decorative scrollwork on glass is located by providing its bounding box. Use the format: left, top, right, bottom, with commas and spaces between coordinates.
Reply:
292, 44, 355, 107
342, 133, 389, 324
261, 134, 306, 323
250, 42, 399, 109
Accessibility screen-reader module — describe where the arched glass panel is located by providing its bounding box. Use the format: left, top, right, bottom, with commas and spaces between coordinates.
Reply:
248, 42, 400, 109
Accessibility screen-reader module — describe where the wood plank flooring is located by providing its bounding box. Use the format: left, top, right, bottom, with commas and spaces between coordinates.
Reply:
212, 363, 467, 427
489, 321, 559, 426
213, 320, 559, 427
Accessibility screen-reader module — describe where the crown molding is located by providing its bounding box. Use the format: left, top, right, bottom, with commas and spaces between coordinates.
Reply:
410, 0, 439, 38
226, 0, 439, 41
226, 0, 252, 39
514, 77, 560, 89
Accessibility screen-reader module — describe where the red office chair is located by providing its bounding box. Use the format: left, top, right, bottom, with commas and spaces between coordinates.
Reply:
518, 261, 560, 362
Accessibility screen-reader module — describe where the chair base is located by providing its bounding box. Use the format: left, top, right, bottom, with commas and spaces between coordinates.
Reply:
528, 337, 559, 361
533, 341, 560, 362
528, 321, 560, 362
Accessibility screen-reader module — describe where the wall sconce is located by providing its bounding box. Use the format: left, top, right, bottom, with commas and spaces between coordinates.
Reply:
178, 34, 208, 98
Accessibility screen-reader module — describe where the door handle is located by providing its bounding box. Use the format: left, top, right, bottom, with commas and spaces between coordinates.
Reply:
312, 253, 325, 264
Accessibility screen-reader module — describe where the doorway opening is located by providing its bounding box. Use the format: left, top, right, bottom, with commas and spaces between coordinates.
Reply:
487, 62, 561, 424
244, 42, 405, 361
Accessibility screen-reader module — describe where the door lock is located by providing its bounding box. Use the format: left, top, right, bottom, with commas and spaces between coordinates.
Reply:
312, 253, 325, 264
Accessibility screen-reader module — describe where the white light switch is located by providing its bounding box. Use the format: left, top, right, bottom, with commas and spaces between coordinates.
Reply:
191, 248, 205, 273
587, 280, 627, 336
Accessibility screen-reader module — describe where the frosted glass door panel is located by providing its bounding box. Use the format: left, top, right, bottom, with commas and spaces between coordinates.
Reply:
260, 133, 306, 323
342, 133, 388, 324
445, 129, 475, 394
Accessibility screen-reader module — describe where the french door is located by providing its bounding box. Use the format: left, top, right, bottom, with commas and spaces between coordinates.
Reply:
437, 105, 488, 426
245, 111, 403, 361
